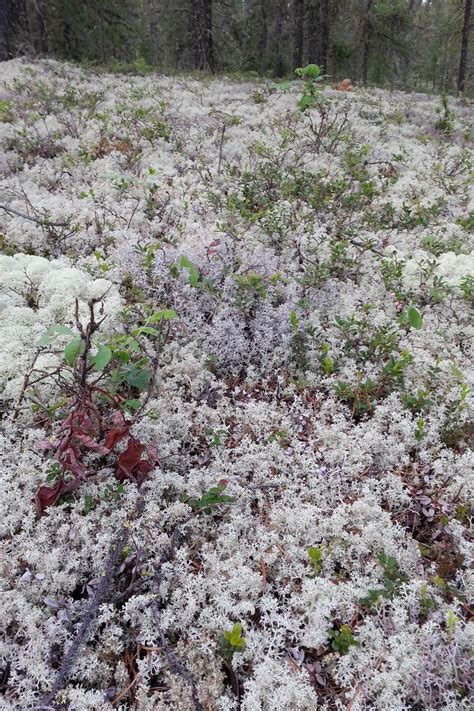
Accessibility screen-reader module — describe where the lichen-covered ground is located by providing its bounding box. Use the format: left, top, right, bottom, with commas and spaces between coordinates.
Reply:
0, 59, 473, 710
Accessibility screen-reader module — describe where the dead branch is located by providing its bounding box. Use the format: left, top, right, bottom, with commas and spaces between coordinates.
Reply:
0, 203, 70, 227
36, 525, 131, 710
12, 349, 41, 421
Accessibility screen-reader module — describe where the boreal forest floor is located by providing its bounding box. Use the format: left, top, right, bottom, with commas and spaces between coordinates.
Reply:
0, 59, 473, 710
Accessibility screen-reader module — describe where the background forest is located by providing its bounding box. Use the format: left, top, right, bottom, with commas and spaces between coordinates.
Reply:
1, 0, 473, 95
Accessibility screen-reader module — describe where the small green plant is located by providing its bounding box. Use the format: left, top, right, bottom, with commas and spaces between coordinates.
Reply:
381, 253, 406, 296
290, 310, 310, 375
330, 624, 359, 655
185, 481, 234, 515
131, 55, 152, 76
234, 271, 267, 310
308, 545, 324, 577
218, 622, 246, 661
205, 428, 227, 447
446, 610, 459, 639
45, 461, 63, 483
267, 428, 290, 448
414, 417, 425, 441
30, 299, 176, 514
406, 305, 423, 330
403, 388, 433, 414
419, 584, 434, 616
441, 379, 471, 448
290, 312, 316, 384
360, 552, 407, 608
321, 343, 334, 375
456, 211, 474, 231
295, 64, 326, 112
459, 274, 474, 303
102, 482, 126, 502
435, 95, 454, 135
0, 99, 14, 122
177, 255, 200, 287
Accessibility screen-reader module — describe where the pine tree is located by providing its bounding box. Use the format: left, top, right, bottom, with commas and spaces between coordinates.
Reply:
458, 0, 472, 93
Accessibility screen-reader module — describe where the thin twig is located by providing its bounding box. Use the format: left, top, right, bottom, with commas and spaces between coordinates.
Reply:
0, 203, 70, 227
36, 526, 130, 710
12, 349, 41, 421
218, 124, 226, 174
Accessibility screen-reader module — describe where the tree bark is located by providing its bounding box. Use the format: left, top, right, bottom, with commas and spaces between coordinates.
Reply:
259, 0, 268, 72
293, 0, 304, 69
31, 0, 47, 54
308, 0, 317, 64
319, 0, 329, 71
191, 0, 215, 71
308, 0, 329, 70
361, 0, 374, 84
0, 0, 26, 60
458, 0, 472, 94
274, 0, 285, 76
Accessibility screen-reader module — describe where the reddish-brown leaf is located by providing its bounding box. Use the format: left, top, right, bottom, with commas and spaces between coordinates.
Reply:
115, 437, 156, 484
74, 429, 110, 454
34, 439, 55, 452
103, 423, 130, 450
60, 446, 87, 479
35, 479, 65, 515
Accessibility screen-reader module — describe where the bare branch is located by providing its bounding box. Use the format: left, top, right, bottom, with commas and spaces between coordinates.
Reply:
0, 203, 70, 227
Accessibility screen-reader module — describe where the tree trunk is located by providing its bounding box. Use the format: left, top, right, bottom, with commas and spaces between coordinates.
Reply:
259, 0, 268, 72
308, 0, 317, 64
293, 0, 304, 69
191, 0, 215, 71
307, 0, 329, 70
274, 0, 285, 76
32, 0, 47, 54
361, 0, 374, 84
458, 0, 472, 94
318, 0, 329, 71
0, 0, 26, 60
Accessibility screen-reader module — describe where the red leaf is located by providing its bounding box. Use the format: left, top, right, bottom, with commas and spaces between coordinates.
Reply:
134, 460, 154, 482
58, 410, 75, 433
115, 437, 145, 481
74, 429, 110, 454
35, 479, 65, 515
104, 425, 130, 450
115, 437, 156, 484
34, 439, 55, 452
60, 446, 87, 479
35, 477, 84, 516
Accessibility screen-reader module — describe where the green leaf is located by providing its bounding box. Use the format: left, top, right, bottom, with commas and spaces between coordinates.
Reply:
132, 326, 160, 337
91, 344, 112, 371
148, 309, 177, 322
37, 324, 74, 347
64, 338, 85, 367
308, 546, 322, 561
304, 63, 321, 79
179, 256, 200, 287
299, 94, 311, 112
224, 623, 246, 650
125, 365, 150, 391
290, 310, 299, 333
123, 398, 141, 412
407, 306, 423, 329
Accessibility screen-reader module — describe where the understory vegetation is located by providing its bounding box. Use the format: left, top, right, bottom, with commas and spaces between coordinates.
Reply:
0, 59, 473, 710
